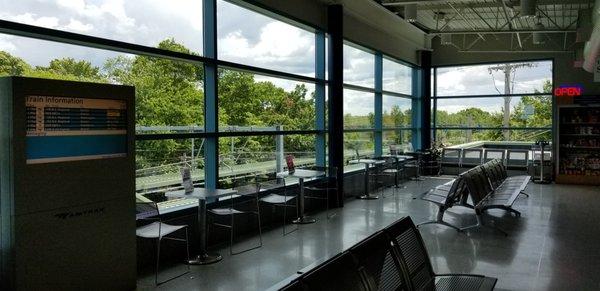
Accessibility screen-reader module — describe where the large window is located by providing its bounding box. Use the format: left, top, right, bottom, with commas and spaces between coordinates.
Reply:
344, 89, 374, 129
0, 1, 419, 198
433, 60, 553, 146
218, 69, 316, 131
1, 0, 203, 55
217, 0, 314, 76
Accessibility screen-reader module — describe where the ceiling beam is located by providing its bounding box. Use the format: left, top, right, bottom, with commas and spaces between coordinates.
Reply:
382, 0, 590, 5
433, 29, 576, 35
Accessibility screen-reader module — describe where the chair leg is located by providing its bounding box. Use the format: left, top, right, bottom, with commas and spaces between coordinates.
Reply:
461, 214, 508, 236
229, 212, 234, 256
416, 207, 462, 232
155, 238, 161, 286
185, 228, 191, 273
256, 197, 263, 247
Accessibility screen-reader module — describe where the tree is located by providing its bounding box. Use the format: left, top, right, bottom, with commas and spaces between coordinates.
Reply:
0, 51, 30, 76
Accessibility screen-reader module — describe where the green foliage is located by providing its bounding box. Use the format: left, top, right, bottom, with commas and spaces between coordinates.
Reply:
0, 51, 30, 76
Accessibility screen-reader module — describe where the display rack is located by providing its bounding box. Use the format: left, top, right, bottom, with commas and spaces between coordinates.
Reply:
556, 101, 600, 185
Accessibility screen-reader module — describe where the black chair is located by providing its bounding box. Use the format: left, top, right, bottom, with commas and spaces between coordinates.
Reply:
417, 176, 469, 232
300, 252, 369, 291
349, 231, 410, 291
368, 157, 396, 198
304, 166, 339, 219
209, 179, 263, 255
259, 177, 299, 235
136, 202, 190, 285
384, 217, 497, 291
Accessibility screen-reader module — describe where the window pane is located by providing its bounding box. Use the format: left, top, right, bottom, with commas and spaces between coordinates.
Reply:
382, 130, 412, 153
136, 138, 205, 194
435, 96, 551, 128
383, 95, 412, 128
343, 43, 374, 88
1, 0, 203, 55
217, 0, 315, 76
344, 131, 374, 170
383, 58, 412, 94
0, 34, 204, 131
344, 89, 374, 129
218, 69, 315, 131
218, 134, 316, 185
436, 60, 552, 96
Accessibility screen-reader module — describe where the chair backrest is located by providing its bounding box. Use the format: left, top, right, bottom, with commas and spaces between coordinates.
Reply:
444, 176, 468, 207
481, 161, 502, 188
349, 231, 409, 291
136, 201, 160, 220
389, 144, 399, 155
461, 148, 484, 166
441, 148, 462, 166
383, 217, 435, 291
483, 149, 506, 163
506, 149, 529, 169
300, 252, 369, 291
461, 167, 493, 206
234, 179, 259, 197
259, 178, 286, 193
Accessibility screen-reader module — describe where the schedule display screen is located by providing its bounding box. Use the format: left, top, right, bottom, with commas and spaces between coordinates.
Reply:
25, 96, 127, 164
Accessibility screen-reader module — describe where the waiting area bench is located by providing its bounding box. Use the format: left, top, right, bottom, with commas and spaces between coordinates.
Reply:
267, 216, 497, 291
419, 159, 530, 234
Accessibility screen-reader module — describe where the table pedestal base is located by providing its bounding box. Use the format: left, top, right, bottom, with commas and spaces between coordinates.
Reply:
357, 194, 379, 200
293, 216, 316, 224
187, 253, 222, 265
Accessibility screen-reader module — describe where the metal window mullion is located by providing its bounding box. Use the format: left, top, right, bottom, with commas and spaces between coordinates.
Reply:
204, 0, 218, 190
315, 31, 326, 167
374, 53, 383, 156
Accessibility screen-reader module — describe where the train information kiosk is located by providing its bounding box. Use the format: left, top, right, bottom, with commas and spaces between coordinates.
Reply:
1, 77, 136, 290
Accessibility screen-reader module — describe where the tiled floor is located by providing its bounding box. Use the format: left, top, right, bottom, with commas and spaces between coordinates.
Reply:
137, 177, 600, 291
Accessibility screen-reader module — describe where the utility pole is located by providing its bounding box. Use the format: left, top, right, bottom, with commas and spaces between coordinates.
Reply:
488, 63, 535, 140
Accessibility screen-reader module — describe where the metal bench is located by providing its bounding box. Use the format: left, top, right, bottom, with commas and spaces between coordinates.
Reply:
349, 231, 410, 291
417, 177, 470, 232
385, 217, 498, 291
460, 161, 530, 235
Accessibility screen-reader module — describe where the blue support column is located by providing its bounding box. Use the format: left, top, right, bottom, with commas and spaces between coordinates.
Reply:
315, 31, 326, 167
204, 0, 218, 189
374, 53, 383, 156
411, 67, 422, 150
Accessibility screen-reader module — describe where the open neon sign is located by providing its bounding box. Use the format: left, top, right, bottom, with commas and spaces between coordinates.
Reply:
554, 85, 583, 97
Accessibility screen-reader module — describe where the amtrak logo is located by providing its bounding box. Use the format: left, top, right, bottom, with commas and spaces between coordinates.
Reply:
54, 207, 105, 220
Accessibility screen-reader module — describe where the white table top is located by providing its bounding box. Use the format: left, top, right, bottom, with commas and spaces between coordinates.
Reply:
348, 159, 385, 165
277, 169, 326, 179
165, 188, 238, 200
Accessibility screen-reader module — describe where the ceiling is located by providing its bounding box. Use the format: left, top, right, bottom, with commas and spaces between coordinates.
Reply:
375, 0, 594, 53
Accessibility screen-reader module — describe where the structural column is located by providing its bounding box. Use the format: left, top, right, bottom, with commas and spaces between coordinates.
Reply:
374, 53, 383, 156
328, 4, 344, 207
417, 50, 432, 150
315, 31, 326, 167
204, 0, 218, 189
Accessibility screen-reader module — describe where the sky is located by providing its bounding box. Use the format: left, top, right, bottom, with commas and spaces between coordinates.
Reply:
0, 0, 552, 116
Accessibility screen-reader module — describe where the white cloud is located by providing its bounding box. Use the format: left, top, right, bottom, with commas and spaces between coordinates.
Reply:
5, 13, 59, 29
64, 18, 93, 32
0, 35, 17, 52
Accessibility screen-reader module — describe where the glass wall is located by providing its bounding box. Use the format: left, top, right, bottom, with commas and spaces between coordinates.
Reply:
433, 60, 553, 146
0, 0, 418, 196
